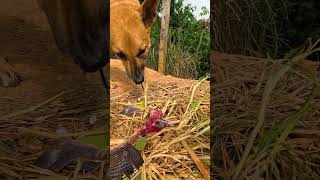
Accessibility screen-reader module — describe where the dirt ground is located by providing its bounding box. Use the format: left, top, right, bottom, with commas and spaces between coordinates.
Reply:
0, 0, 106, 115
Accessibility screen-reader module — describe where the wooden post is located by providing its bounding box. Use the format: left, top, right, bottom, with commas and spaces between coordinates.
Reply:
158, 0, 171, 74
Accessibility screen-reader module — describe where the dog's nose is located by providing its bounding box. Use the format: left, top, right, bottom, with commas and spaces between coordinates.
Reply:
133, 72, 144, 84
134, 78, 144, 84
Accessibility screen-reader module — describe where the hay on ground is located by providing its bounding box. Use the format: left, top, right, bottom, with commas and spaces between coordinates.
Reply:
0, 82, 107, 179
211, 50, 320, 179
110, 77, 210, 179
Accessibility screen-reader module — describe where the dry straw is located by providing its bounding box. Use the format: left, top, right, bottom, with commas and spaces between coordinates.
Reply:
0, 82, 107, 179
212, 40, 320, 179
111, 76, 210, 179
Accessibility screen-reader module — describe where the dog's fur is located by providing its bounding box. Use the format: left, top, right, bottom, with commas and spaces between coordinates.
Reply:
36, 0, 109, 73
0, 0, 159, 87
110, 0, 160, 84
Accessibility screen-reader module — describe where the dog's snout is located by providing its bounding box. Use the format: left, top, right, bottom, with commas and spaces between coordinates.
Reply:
132, 71, 144, 84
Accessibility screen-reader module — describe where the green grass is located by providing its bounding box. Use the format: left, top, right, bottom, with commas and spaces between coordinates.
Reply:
211, 0, 320, 60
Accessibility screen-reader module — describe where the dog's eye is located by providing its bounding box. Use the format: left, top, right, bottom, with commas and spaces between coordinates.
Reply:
137, 49, 146, 58
115, 52, 127, 60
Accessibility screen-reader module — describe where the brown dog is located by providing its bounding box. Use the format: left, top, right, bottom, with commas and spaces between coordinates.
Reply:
0, 0, 108, 87
36, 0, 108, 72
110, 0, 160, 84
0, 0, 160, 87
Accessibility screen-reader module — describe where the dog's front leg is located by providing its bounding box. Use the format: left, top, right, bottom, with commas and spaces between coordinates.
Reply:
46, 28, 61, 66
0, 56, 21, 87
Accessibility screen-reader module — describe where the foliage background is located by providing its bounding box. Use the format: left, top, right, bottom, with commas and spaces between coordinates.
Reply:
211, 0, 320, 59
147, 0, 210, 79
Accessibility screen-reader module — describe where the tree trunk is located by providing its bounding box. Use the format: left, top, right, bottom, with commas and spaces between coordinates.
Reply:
158, 0, 171, 74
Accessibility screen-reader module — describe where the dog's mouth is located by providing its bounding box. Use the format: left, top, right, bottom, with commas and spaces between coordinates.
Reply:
110, 51, 145, 84
131, 71, 144, 84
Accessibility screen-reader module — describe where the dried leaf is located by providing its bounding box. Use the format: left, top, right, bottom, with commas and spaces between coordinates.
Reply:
121, 106, 143, 116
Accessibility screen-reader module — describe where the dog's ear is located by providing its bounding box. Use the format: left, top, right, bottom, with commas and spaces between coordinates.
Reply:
141, 0, 160, 27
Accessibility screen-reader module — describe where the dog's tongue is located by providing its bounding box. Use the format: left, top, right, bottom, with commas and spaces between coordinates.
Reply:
138, 109, 168, 135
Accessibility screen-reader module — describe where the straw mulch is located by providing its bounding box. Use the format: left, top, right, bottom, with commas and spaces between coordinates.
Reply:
211, 50, 320, 179
0, 82, 107, 179
110, 77, 210, 179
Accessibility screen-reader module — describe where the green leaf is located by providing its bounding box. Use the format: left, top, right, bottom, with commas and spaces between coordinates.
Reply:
190, 92, 208, 109
134, 102, 145, 109
134, 137, 148, 151
78, 126, 107, 149
78, 134, 106, 149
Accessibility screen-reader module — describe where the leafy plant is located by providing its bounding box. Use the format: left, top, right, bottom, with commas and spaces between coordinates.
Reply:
147, 0, 210, 79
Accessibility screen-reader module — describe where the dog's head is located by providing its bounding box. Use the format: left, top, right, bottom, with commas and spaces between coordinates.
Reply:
110, 0, 160, 84
37, 0, 109, 73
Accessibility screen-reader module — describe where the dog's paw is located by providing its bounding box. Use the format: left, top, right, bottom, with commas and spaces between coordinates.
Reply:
0, 57, 21, 87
